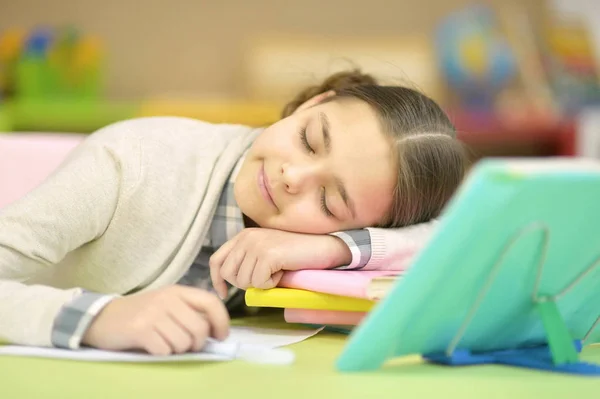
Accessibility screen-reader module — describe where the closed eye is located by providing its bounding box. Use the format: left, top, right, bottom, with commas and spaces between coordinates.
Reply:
299, 127, 315, 154
320, 188, 334, 218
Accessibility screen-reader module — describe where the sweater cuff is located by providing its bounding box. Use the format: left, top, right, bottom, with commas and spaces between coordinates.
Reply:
51, 292, 117, 349
363, 228, 388, 270
329, 229, 372, 270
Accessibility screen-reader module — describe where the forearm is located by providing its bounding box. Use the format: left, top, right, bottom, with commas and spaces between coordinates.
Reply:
281, 234, 352, 271
325, 235, 353, 268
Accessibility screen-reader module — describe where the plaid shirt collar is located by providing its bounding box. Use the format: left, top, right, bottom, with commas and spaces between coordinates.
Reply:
207, 153, 247, 249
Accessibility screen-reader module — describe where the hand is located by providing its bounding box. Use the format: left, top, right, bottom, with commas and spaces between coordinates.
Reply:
209, 228, 351, 298
82, 285, 230, 356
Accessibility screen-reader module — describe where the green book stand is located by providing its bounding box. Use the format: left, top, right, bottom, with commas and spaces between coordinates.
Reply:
337, 158, 600, 376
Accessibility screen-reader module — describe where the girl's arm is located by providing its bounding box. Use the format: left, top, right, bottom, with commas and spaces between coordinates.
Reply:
0, 136, 122, 348
1, 125, 230, 354
330, 219, 440, 271
209, 221, 440, 292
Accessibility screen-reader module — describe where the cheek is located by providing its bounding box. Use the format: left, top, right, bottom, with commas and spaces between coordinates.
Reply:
356, 188, 395, 225
289, 200, 319, 220
276, 199, 335, 233
253, 125, 298, 156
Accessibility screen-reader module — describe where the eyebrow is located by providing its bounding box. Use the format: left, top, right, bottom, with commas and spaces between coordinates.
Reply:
320, 112, 332, 154
320, 112, 356, 219
335, 177, 356, 219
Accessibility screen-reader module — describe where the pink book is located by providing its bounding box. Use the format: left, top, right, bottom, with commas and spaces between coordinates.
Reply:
284, 308, 366, 326
278, 270, 401, 300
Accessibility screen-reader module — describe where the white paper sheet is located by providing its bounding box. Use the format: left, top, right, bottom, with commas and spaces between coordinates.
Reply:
0, 326, 323, 365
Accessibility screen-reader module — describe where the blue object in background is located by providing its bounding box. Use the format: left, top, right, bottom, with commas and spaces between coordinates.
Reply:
23, 27, 53, 57
435, 5, 516, 110
425, 340, 600, 376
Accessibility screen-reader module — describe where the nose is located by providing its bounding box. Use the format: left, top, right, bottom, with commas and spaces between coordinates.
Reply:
280, 162, 321, 194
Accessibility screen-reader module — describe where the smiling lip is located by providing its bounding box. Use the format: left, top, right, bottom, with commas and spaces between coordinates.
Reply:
258, 163, 277, 208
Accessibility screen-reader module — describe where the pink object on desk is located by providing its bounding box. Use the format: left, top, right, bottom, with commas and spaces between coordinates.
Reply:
278, 270, 399, 299
284, 308, 366, 326
0, 133, 84, 208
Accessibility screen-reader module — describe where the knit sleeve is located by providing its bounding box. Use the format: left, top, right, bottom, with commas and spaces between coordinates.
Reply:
328, 220, 439, 271
0, 134, 126, 347
363, 220, 439, 270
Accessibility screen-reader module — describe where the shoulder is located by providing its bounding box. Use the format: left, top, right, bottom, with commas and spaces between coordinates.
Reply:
90, 116, 253, 143
62, 117, 256, 195
84, 116, 259, 161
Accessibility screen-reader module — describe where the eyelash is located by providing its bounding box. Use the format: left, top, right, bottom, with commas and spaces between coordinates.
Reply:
299, 127, 315, 154
320, 189, 334, 218
299, 127, 333, 218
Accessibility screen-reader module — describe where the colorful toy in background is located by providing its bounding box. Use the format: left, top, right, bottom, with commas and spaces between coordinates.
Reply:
0, 26, 103, 101
435, 5, 517, 113
0, 25, 280, 133
0, 29, 24, 99
541, 13, 600, 116
435, 3, 600, 124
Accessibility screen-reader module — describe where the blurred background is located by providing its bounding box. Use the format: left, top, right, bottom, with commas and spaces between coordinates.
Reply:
1, 0, 600, 159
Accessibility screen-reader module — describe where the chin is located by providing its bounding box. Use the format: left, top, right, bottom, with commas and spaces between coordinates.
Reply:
250, 215, 271, 229
244, 215, 261, 228
237, 204, 265, 228
248, 215, 279, 230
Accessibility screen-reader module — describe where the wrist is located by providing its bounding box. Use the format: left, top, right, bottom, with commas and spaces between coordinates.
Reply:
326, 235, 352, 268
81, 296, 119, 347
52, 292, 117, 349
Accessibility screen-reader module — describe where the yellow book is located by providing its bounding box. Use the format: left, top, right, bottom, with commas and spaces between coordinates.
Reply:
245, 288, 375, 312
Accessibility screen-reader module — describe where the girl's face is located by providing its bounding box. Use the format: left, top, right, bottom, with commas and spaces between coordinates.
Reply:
234, 99, 396, 234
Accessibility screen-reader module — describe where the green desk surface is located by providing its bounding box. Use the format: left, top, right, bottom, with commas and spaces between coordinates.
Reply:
1, 314, 599, 399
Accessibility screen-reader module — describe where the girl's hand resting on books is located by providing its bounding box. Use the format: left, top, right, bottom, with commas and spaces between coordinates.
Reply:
82, 285, 230, 355
209, 228, 351, 298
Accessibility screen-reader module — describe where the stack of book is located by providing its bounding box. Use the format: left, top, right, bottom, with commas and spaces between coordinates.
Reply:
245, 270, 402, 328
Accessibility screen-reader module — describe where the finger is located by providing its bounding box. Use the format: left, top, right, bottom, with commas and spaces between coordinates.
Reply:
154, 315, 194, 354
209, 232, 241, 267
269, 270, 284, 287
140, 329, 173, 356
191, 319, 210, 352
168, 299, 210, 352
251, 259, 274, 289
234, 254, 257, 289
252, 262, 284, 289
220, 248, 245, 289
179, 287, 231, 341
210, 235, 240, 299
252, 252, 283, 289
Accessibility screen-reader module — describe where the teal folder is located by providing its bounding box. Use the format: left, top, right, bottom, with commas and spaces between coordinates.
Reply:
337, 158, 600, 374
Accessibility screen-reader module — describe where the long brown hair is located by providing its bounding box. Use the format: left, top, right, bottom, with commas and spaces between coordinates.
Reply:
282, 70, 469, 228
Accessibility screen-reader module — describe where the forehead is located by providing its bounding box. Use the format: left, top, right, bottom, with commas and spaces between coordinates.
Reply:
317, 100, 396, 225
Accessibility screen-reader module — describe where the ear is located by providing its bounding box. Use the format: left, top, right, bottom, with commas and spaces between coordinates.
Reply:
293, 90, 336, 114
